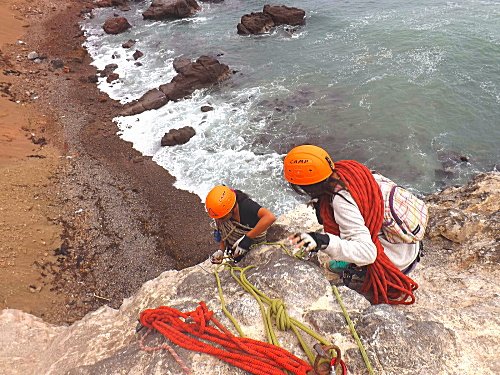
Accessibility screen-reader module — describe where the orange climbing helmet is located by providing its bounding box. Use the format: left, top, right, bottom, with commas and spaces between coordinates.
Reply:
283, 145, 335, 185
205, 185, 237, 219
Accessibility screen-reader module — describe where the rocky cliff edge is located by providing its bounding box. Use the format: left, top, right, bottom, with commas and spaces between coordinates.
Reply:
0, 172, 498, 375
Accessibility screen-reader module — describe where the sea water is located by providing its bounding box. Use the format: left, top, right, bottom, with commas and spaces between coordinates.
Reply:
82, 0, 499, 215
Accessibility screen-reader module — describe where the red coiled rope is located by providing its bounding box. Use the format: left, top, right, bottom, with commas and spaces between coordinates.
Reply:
319, 160, 418, 305
139, 301, 313, 375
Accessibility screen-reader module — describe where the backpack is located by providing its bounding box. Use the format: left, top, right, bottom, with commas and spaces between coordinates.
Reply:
374, 174, 429, 244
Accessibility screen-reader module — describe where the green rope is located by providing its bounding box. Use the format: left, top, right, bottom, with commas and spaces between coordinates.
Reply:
213, 241, 342, 366
332, 285, 375, 375
214, 265, 245, 337
226, 264, 332, 364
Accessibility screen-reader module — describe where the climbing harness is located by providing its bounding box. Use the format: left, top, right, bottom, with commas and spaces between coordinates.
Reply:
210, 219, 268, 264
216, 218, 267, 248
138, 301, 314, 375
319, 160, 418, 305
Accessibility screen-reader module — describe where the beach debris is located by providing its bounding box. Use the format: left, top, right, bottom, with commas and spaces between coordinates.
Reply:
161, 126, 196, 146
237, 5, 305, 35
27, 51, 39, 60
29, 284, 42, 293
93, 292, 111, 302
50, 59, 65, 70
29, 134, 47, 146
142, 0, 201, 20
103, 16, 131, 35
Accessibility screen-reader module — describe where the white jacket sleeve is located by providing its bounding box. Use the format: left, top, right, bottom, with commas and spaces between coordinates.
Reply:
321, 192, 377, 266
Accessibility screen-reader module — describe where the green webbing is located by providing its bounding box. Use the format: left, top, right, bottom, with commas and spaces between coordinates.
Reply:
332, 285, 375, 375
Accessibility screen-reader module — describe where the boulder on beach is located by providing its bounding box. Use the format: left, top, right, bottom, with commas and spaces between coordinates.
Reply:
102, 17, 131, 34
142, 0, 201, 20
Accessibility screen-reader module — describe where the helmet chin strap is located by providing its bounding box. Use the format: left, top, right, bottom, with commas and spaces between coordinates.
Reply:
325, 156, 335, 171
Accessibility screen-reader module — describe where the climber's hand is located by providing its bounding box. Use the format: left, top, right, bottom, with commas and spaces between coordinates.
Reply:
289, 232, 329, 253
232, 235, 252, 262
210, 250, 225, 264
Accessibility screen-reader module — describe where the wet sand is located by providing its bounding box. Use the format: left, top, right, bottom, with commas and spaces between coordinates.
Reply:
0, 0, 214, 324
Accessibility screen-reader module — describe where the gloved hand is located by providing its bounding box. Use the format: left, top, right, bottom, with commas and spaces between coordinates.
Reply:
232, 235, 253, 262
210, 250, 225, 264
289, 232, 330, 253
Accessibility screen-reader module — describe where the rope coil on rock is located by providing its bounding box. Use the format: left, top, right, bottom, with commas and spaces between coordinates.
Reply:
320, 160, 418, 305
139, 301, 314, 375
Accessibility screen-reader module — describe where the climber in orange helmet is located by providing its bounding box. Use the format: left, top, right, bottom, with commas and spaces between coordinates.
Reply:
283, 145, 426, 305
205, 185, 276, 263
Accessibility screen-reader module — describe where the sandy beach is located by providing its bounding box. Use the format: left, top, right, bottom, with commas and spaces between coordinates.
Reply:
0, 0, 215, 324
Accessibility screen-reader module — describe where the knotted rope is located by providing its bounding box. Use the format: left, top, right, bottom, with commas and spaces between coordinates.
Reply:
215, 264, 342, 367
139, 301, 313, 375
319, 160, 418, 304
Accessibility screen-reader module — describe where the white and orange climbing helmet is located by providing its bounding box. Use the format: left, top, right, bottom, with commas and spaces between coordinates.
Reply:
283, 145, 335, 185
205, 185, 237, 219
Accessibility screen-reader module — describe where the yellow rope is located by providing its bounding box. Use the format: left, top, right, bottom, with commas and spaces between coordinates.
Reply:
332, 285, 375, 375
215, 263, 333, 365
214, 265, 245, 337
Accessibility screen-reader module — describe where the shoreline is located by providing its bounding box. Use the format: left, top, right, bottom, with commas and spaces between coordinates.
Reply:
1, 0, 497, 325
1, 0, 214, 324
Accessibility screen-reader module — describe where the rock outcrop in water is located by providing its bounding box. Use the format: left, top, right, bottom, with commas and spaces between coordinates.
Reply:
237, 5, 306, 35
142, 0, 201, 20
121, 55, 230, 116
0, 172, 498, 374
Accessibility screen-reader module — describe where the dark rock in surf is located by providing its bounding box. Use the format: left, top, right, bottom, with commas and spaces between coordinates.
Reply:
132, 50, 143, 60
263, 5, 305, 26
142, 0, 200, 20
99, 63, 118, 78
106, 73, 120, 83
237, 12, 274, 35
201, 105, 214, 112
161, 126, 196, 146
122, 39, 136, 48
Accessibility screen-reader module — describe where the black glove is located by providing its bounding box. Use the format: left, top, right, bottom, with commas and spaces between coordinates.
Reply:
290, 232, 330, 253
232, 235, 253, 262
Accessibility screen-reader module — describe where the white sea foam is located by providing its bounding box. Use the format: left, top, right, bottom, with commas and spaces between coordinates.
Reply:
80, 0, 500, 210
115, 88, 301, 215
